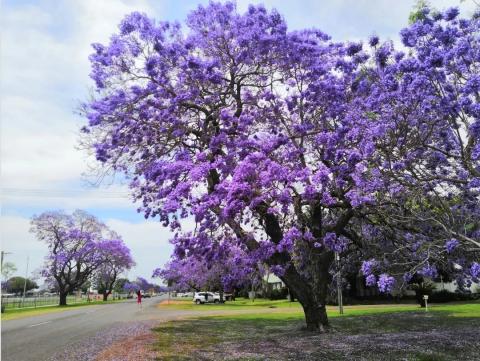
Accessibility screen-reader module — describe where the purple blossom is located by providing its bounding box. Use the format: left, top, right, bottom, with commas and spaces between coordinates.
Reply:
419, 265, 438, 279
322, 232, 349, 253
444, 7, 459, 21
368, 35, 379, 47
365, 274, 377, 286
471, 262, 480, 279
346, 42, 362, 56
361, 259, 377, 276
445, 239, 459, 254
377, 274, 395, 293
469, 178, 480, 188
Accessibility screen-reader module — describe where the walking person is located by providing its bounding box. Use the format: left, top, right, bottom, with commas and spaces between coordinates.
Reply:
136, 290, 142, 308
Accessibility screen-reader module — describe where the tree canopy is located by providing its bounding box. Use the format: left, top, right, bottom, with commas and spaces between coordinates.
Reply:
4, 277, 38, 295
82, 2, 480, 330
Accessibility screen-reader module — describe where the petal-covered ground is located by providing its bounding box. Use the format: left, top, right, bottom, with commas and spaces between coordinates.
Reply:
150, 303, 480, 361
49, 320, 157, 361
49, 301, 480, 360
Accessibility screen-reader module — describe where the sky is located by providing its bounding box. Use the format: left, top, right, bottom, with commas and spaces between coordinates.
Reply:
1, 0, 478, 285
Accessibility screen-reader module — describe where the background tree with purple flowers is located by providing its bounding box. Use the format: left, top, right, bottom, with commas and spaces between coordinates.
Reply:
122, 276, 156, 294
155, 243, 262, 301
82, 2, 479, 331
31, 210, 132, 305
95, 239, 135, 301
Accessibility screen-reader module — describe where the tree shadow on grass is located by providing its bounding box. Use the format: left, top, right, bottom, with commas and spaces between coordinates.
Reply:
152, 309, 480, 361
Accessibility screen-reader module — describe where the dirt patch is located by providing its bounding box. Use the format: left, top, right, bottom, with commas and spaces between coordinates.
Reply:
95, 333, 156, 361
158, 299, 191, 306
49, 320, 157, 361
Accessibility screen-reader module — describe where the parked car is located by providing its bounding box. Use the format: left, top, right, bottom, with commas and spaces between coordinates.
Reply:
193, 292, 221, 304
224, 293, 234, 301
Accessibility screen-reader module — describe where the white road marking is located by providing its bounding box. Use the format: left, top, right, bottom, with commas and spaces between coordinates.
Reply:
27, 321, 51, 328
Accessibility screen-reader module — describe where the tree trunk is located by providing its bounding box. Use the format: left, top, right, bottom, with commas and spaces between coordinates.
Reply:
303, 303, 329, 331
59, 292, 68, 306
280, 252, 333, 332
415, 291, 426, 308
103, 292, 110, 301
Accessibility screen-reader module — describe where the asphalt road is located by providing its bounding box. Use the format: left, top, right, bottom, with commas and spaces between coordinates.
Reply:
1, 296, 169, 361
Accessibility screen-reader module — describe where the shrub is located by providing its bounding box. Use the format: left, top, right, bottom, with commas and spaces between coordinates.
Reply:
429, 290, 480, 303
269, 287, 288, 300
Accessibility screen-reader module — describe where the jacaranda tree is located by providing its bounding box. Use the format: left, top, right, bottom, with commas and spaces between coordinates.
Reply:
154, 243, 261, 300
82, 2, 479, 330
123, 276, 156, 293
31, 210, 132, 305
95, 239, 135, 301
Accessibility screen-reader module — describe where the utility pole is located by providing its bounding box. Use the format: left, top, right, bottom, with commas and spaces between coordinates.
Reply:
22, 255, 29, 306
335, 252, 344, 315
1, 251, 12, 271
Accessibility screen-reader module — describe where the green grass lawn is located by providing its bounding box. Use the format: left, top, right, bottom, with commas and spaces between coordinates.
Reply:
1, 298, 130, 321
153, 301, 480, 361
160, 297, 301, 310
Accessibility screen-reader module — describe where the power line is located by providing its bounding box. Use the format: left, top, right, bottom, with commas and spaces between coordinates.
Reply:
0, 187, 132, 199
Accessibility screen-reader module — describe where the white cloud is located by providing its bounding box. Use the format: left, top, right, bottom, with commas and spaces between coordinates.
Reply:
0, 0, 155, 191
104, 217, 197, 282
0, 215, 46, 280
0, 214, 184, 284
237, 0, 478, 41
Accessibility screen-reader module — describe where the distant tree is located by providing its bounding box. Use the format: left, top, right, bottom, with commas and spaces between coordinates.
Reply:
408, 274, 437, 308
122, 277, 155, 294
113, 278, 130, 293
1, 262, 17, 281
135, 277, 154, 292
95, 240, 135, 301
31, 210, 129, 306
79, 280, 91, 294
5, 277, 38, 295
122, 281, 139, 293
155, 245, 262, 301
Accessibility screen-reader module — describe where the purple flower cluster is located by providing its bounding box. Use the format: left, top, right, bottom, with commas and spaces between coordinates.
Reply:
377, 274, 395, 293
365, 274, 377, 287
361, 259, 377, 276
445, 239, 459, 254
471, 262, 480, 279
419, 265, 438, 279
322, 232, 349, 253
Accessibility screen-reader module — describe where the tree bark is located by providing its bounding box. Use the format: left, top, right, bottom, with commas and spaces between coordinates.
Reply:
280, 253, 333, 332
287, 281, 330, 331
303, 303, 329, 331
59, 292, 68, 306
103, 292, 110, 301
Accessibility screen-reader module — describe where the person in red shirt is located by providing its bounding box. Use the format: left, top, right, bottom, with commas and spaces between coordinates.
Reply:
136, 290, 142, 307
